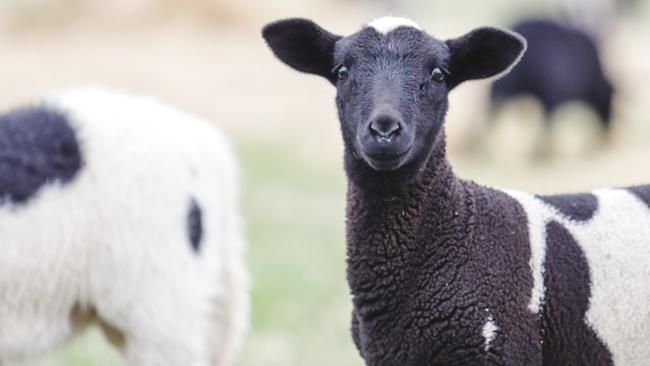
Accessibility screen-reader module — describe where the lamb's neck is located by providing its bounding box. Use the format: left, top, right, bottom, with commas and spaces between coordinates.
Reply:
345, 136, 472, 301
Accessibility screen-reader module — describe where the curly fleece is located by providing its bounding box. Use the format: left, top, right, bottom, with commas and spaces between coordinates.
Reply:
346, 133, 650, 365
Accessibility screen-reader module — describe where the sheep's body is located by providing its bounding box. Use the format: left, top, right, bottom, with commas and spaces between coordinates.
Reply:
490, 19, 613, 130
0, 89, 248, 366
348, 139, 650, 365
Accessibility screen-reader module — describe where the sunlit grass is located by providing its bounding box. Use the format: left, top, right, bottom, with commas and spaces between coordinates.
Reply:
236, 135, 360, 366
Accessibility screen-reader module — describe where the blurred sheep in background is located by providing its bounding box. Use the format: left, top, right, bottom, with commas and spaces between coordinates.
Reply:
0, 89, 248, 366
490, 19, 614, 143
484, 0, 636, 158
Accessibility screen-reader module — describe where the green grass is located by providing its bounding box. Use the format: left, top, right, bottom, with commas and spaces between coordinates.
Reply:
236, 135, 360, 366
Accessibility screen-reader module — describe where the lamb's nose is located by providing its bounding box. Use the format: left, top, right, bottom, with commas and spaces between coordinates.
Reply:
369, 114, 401, 141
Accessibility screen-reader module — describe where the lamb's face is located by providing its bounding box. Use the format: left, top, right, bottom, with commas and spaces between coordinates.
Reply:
332, 22, 450, 172
263, 17, 526, 186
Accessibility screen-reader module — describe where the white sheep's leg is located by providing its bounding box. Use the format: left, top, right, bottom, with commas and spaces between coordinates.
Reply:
89, 239, 221, 366
118, 264, 247, 366
212, 252, 249, 366
101, 278, 218, 366
124, 334, 209, 366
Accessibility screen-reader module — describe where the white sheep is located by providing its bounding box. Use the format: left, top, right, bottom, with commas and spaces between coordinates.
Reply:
0, 88, 248, 366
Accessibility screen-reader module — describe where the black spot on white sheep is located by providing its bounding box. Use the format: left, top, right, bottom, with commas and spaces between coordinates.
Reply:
0, 107, 82, 205
263, 16, 650, 365
0, 89, 248, 366
490, 19, 614, 132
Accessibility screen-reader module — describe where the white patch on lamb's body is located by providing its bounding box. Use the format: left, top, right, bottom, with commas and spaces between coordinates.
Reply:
367, 16, 422, 35
503, 187, 650, 365
482, 315, 498, 352
503, 190, 552, 314
0, 89, 248, 366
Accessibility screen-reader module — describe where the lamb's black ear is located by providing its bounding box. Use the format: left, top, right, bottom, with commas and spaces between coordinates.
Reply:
445, 27, 526, 90
262, 18, 342, 84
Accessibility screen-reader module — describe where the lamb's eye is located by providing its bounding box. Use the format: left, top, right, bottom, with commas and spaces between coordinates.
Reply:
431, 67, 445, 82
337, 66, 350, 81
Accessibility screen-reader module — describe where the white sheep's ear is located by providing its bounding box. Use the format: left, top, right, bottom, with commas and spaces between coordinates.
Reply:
445, 27, 527, 90
262, 18, 342, 84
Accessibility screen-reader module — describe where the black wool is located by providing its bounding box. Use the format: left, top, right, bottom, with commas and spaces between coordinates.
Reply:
0, 105, 82, 205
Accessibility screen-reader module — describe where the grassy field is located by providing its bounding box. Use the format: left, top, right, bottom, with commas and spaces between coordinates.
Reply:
2, 0, 650, 365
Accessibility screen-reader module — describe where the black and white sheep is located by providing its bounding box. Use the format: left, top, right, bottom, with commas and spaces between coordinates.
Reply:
0, 89, 248, 366
490, 18, 614, 131
263, 16, 650, 365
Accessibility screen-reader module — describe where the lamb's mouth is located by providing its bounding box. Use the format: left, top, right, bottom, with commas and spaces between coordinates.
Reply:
363, 147, 412, 171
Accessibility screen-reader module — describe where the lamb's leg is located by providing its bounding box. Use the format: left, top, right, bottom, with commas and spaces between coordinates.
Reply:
212, 251, 249, 366
92, 254, 218, 366
112, 287, 216, 366
124, 335, 208, 366
117, 262, 248, 366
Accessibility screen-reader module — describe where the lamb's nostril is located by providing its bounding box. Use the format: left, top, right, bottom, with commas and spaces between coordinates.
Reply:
369, 116, 401, 141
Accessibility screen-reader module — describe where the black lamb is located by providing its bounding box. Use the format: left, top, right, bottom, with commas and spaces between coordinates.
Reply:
263, 16, 650, 366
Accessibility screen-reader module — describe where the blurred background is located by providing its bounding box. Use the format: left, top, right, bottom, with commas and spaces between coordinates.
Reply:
1, 0, 649, 365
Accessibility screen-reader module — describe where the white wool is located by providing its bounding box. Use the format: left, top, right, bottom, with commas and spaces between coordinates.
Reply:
0, 88, 248, 366
503, 190, 552, 314
482, 315, 498, 352
367, 16, 422, 35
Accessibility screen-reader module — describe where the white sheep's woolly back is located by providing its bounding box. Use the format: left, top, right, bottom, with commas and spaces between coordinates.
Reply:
0, 88, 248, 366
367, 16, 422, 35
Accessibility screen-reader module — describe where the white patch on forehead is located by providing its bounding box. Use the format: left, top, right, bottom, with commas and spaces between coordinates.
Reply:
366, 16, 422, 35
482, 315, 498, 352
